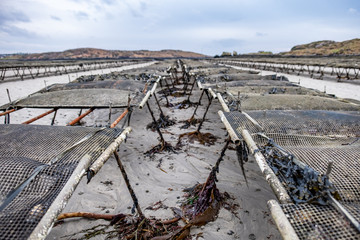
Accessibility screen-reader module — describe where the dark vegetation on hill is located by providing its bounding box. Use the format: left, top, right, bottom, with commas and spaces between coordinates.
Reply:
3, 48, 208, 60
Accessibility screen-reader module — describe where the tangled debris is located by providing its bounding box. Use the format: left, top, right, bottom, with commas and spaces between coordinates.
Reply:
145, 139, 177, 157
259, 140, 341, 205
147, 113, 176, 131
179, 117, 202, 129
174, 99, 198, 109
177, 131, 217, 147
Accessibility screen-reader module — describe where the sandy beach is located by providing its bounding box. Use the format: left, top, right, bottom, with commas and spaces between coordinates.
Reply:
1, 59, 359, 240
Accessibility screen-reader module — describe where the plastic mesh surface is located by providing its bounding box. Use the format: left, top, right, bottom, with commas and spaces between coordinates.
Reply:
43, 79, 146, 93
222, 110, 360, 238
224, 110, 360, 137
0, 89, 142, 109
281, 203, 359, 240
0, 124, 124, 239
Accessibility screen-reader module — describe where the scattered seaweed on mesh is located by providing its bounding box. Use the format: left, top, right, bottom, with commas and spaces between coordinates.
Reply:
259, 140, 341, 205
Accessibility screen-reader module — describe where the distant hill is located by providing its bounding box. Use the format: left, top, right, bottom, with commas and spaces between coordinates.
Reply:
4, 48, 208, 60
282, 39, 360, 56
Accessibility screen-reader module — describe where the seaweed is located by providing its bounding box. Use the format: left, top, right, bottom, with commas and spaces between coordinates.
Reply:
259, 140, 341, 205
147, 113, 176, 131
177, 131, 217, 147
174, 99, 198, 109
179, 117, 202, 129
145, 139, 177, 157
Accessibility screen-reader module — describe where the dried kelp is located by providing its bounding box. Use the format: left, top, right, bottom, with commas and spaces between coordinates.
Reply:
181, 139, 230, 223
177, 131, 217, 147
145, 139, 177, 157
259, 140, 341, 205
58, 213, 183, 240
147, 113, 176, 131
179, 117, 202, 129
174, 99, 198, 109
112, 215, 183, 240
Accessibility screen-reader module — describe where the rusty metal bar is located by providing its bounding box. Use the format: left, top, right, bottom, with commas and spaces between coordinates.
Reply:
67, 107, 94, 126
110, 108, 129, 128
22, 108, 58, 124
0, 108, 17, 117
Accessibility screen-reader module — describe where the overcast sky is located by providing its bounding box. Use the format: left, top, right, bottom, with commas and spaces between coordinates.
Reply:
1, 0, 360, 56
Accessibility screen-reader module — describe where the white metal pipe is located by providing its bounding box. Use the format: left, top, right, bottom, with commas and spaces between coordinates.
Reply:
218, 110, 240, 144
138, 91, 151, 109
242, 129, 292, 203
217, 93, 230, 112
208, 88, 217, 99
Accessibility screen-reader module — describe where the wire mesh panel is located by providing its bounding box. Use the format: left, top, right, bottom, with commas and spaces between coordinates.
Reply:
226, 86, 328, 96
221, 110, 360, 238
281, 203, 360, 240
224, 110, 360, 137
0, 124, 124, 240
0, 89, 140, 109
42, 79, 147, 93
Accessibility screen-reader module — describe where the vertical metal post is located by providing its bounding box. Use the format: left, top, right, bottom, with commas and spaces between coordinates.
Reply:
113, 151, 144, 218
197, 91, 213, 132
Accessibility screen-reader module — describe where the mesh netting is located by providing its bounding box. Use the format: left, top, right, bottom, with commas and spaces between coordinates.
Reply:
281, 203, 359, 240
225, 86, 328, 96
0, 124, 124, 239
0, 89, 143, 109
224, 110, 360, 137
42, 79, 146, 93
227, 94, 360, 111
222, 110, 360, 238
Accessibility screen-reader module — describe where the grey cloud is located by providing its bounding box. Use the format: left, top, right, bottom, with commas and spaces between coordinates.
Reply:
0, 25, 38, 38
51, 15, 62, 21
0, 10, 34, 38
125, 1, 148, 18
0, 10, 30, 25
74, 11, 89, 20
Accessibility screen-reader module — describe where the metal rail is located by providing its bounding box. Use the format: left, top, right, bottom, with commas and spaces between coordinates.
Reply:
215, 60, 360, 80
0, 60, 149, 82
